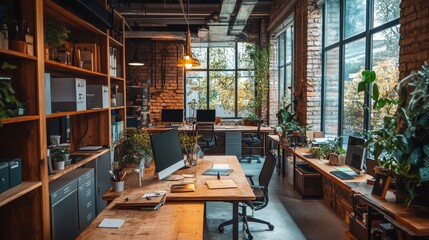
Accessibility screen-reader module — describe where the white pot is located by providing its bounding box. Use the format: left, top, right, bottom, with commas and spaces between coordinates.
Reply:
53, 161, 65, 170
112, 181, 124, 192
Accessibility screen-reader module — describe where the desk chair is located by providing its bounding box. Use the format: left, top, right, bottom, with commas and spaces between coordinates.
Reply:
195, 122, 218, 153
241, 120, 263, 163
218, 153, 275, 240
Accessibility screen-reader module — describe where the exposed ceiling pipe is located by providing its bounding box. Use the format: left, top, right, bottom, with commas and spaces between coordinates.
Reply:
229, 0, 258, 36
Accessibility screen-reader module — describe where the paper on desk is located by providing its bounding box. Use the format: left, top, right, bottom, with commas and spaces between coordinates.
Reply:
213, 164, 229, 169
98, 218, 125, 228
143, 191, 167, 198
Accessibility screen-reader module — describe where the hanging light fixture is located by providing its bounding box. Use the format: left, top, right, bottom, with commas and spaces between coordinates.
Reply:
128, 52, 144, 66
177, 0, 200, 69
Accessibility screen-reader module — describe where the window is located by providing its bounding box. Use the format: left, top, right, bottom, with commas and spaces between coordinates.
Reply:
322, 0, 400, 136
278, 23, 294, 107
185, 42, 254, 119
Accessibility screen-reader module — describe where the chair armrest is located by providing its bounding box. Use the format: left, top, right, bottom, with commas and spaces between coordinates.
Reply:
250, 184, 266, 190
246, 174, 255, 185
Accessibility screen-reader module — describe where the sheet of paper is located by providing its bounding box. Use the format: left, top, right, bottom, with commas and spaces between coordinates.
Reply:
98, 218, 125, 228
206, 179, 237, 189
142, 191, 167, 198
212, 164, 229, 169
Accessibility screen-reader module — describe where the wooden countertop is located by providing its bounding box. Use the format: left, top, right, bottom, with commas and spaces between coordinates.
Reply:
144, 125, 273, 133
348, 182, 429, 236
77, 201, 204, 240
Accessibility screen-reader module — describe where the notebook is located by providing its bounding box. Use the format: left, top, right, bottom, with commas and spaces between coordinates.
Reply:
98, 218, 125, 228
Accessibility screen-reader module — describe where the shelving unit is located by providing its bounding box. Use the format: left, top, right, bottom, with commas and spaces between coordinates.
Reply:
0, 0, 126, 238
126, 80, 150, 128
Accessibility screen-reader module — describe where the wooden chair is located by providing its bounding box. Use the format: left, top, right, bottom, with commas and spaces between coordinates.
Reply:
218, 153, 276, 240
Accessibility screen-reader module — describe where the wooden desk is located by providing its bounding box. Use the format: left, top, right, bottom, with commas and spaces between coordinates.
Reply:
100, 156, 255, 240
145, 125, 273, 156
348, 182, 429, 237
269, 135, 429, 238
77, 202, 204, 240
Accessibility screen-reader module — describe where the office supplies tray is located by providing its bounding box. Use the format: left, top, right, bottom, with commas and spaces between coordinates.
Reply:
202, 168, 234, 176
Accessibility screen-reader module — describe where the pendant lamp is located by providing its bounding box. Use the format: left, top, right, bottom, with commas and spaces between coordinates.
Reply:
177, 0, 200, 69
128, 53, 144, 66
177, 29, 201, 68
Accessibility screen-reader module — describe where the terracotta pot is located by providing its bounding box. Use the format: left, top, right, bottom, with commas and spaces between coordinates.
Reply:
9, 40, 26, 53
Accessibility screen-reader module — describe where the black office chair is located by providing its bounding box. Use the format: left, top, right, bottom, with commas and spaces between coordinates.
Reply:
241, 120, 263, 163
195, 122, 218, 153
218, 153, 275, 240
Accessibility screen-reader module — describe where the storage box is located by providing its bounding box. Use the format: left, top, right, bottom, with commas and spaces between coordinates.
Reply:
51, 78, 86, 112
0, 158, 22, 190
86, 85, 109, 109
294, 163, 322, 198
0, 162, 9, 193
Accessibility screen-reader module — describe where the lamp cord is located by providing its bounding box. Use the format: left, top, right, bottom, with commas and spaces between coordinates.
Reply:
179, 0, 190, 30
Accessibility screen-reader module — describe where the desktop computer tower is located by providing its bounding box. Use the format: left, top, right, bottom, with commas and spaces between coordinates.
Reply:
51, 77, 86, 112
295, 163, 322, 198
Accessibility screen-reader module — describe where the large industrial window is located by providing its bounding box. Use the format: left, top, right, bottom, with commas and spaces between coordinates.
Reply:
322, 0, 400, 137
277, 23, 294, 108
185, 42, 254, 119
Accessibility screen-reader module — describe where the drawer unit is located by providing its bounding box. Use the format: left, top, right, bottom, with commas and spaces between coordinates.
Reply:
294, 163, 322, 198
225, 132, 242, 157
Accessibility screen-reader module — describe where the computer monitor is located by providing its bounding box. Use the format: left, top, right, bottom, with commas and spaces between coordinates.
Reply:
196, 109, 215, 122
345, 136, 366, 173
150, 129, 185, 180
161, 109, 184, 123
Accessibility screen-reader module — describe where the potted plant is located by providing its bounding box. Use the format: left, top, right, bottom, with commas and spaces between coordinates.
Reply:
0, 62, 22, 126
310, 138, 346, 165
115, 128, 152, 169
242, 112, 260, 126
359, 64, 429, 206
50, 147, 69, 170
44, 20, 70, 60
179, 131, 201, 166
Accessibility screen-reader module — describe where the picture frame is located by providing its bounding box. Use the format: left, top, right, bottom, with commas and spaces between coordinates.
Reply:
371, 173, 391, 199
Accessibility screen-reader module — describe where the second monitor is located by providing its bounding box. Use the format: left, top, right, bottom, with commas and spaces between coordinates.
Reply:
196, 109, 215, 122
161, 109, 184, 124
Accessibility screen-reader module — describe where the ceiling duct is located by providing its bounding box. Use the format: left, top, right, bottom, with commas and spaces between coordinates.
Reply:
229, 0, 258, 36
219, 0, 237, 22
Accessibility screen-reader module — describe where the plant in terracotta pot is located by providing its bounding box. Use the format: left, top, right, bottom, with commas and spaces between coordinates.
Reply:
44, 20, 70, 60
310, 138, 346, 164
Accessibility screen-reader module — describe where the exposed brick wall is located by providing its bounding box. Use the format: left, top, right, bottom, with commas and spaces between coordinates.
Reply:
306, 1, 322, 131
399, 0, 429, 79
126, 41, 185, 124
269, 38, 279, 127
293, 0, 308, 126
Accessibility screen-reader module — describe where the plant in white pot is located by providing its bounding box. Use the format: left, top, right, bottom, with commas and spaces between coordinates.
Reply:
50, 147, 69, 170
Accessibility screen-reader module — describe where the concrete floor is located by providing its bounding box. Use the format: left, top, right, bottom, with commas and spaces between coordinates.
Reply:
203, 158, 347, 240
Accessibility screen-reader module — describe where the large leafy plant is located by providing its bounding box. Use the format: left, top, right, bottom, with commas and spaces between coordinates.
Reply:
115, 128, 152, 167
359, 63, 429, 206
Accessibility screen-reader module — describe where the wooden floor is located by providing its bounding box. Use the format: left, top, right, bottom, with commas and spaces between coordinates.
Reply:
203, 157, 347, 240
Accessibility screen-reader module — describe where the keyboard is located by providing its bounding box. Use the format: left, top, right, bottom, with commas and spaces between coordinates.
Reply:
330, 170, 354, 180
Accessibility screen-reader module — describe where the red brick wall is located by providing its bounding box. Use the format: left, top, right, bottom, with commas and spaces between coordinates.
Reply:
126, 41, 185, 124
399, 0, 429, 79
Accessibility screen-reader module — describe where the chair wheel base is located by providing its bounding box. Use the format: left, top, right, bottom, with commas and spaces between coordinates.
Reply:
269, 224, 274, 230
218, 226, 224, 233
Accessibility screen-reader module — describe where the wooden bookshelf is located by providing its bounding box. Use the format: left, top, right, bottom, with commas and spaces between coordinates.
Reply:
0, 0, 126, 238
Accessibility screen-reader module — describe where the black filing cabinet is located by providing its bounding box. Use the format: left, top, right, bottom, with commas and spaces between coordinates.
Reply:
49, 177, 79, 240
64, 168, 96, 232
86, 151, 111, 214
